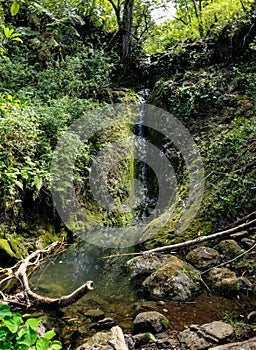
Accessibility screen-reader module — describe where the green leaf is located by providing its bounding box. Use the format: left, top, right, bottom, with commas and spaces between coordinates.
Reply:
10, 2, 20, 16
11, 37, 23, 42
14, 180, 23, 190
3, 27, 14, 39
16, 326, 38, 346
0, 328, 8, 341
25, 318, 42, 330
43, 329, 55, 340
0, 304, 11, 320
33, 174, 42, 192
3, 313, 22, 333
49, 340, 62, 350
36, 337, 49, 350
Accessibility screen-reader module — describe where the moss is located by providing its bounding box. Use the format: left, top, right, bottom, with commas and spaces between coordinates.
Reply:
0, 239, 15, 257
143, 210, 213, 250
0, 238, 16, 267
160, 315, 169, 330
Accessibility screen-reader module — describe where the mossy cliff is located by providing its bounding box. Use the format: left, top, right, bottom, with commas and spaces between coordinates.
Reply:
142, 22, 256, 248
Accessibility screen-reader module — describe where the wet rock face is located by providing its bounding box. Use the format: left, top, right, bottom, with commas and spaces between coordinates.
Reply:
133, 311, 169, 334
178, 321, 234, 350
205, 267, 240, 295
142, 255, 201, 301
185, 246, 220, 269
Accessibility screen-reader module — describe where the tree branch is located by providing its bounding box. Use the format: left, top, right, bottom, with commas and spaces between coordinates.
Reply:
144, 218, 256, 255
0, 241, 94, 308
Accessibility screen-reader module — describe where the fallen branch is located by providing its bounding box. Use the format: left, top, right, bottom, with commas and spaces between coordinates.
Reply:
0, 241, 93, 308
143, 218, 256, 255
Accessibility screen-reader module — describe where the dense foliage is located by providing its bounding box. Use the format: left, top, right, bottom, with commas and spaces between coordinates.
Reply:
0, 304, 62, 350
0, 0, 255, 232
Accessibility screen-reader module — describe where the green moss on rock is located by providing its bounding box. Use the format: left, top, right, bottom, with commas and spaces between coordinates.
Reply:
0, 238, 16, 267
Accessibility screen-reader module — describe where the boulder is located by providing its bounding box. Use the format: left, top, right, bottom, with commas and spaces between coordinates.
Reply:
186, 246, 220, 269
178, 321, 234, 350
205, 267, 240, 295
133, 311, 169, 334
200, 321, 234, 340
178, 329, 212, 350
217, 240, 244, 259
126, 254, 169, 281
142, 255, 201, 301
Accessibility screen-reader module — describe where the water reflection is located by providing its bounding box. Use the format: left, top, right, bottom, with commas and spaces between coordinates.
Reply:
30, 241, 138, 304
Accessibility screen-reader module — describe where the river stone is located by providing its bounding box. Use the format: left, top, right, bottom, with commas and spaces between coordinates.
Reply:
84, 309, 105, 321
186, 246, 220, 269
178, 329, 212, 350
142, 255, 201, 301
126, 254, 169, 281
205, 267, 240, 295
133, 332, 156, 347
133, 311, 169, 334
200, 321, 234, 340
76, 326, 128, 350
217, 239, 244, 259
209, 337, 256, 349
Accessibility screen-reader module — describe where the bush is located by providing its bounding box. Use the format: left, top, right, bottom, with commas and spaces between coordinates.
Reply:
0, 304, 62, 350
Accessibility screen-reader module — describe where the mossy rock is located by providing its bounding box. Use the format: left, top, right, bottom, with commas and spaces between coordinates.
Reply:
0, 238, 16, 267
133, 311, 169, 334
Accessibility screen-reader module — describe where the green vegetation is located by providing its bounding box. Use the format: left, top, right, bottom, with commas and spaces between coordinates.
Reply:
0, 0, 255, 257
0, 304, 62, 349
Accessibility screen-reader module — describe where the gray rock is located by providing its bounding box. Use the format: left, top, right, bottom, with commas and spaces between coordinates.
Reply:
178, 329, 212, 349
133, 332, 156, 347
76, 326, 128, 350
84, 309, 105, 321
200, 321, 234, 340
133, 311, 169, 334
126, 254, 169, 281
178, 321, 234, 350
210, 337, 256, 349
186, 246, 220, 269
142, 255, 201, 301
217, 240, 244, 259
205, 267, 240, 295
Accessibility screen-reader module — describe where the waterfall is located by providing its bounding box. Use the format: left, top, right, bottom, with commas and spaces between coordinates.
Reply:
137, 55, 151, 222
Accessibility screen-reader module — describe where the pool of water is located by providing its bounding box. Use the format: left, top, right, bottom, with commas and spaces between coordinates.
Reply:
30, 241, 256, 349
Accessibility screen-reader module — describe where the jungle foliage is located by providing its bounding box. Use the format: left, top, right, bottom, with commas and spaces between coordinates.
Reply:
0, 0, 255, 233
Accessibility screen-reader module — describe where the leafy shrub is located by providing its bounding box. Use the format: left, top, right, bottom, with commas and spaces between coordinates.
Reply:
0, 47, 115, 102
200, 115, 256, 221
0, 304, 62, 350
0, 94, 51, 212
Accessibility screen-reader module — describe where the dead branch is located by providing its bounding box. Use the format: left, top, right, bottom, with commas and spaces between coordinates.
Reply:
0, 241, 93, 308
143, 218, 256, 255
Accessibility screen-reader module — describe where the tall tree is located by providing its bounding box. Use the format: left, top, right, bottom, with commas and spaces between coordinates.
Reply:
106, 0, 134, 72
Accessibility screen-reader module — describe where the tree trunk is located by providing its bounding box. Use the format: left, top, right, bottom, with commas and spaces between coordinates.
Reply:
122, 0, 134, 73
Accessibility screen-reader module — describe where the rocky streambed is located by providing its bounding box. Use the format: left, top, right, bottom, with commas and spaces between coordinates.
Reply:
29, 229, 256, 349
